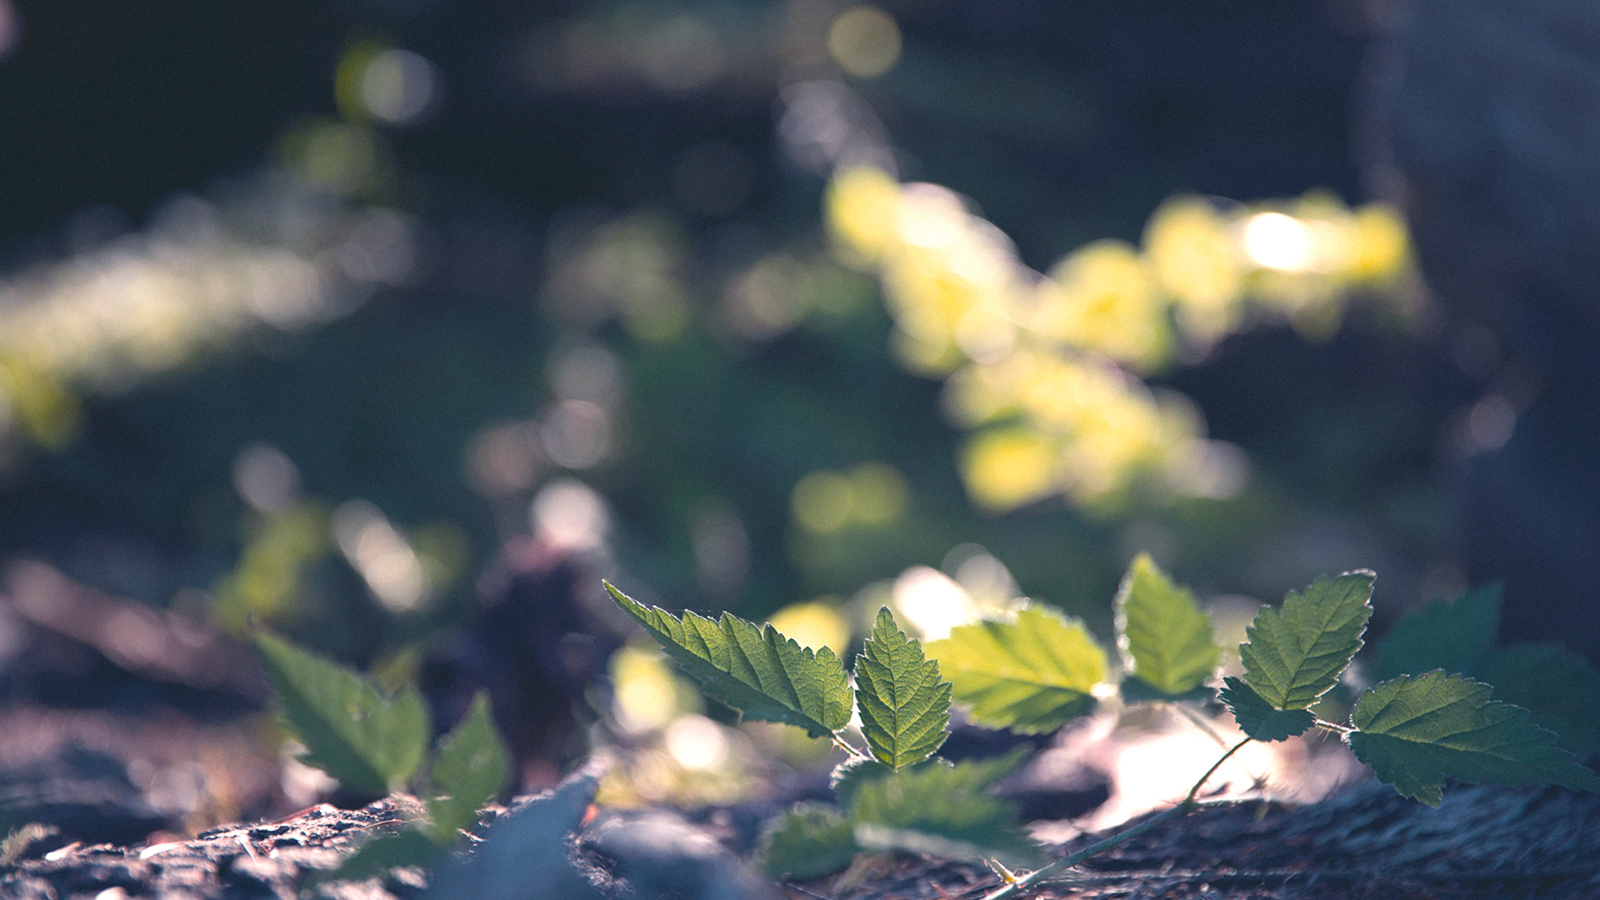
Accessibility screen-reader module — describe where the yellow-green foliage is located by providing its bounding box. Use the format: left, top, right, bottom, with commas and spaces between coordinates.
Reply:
825, 167, 1413, 513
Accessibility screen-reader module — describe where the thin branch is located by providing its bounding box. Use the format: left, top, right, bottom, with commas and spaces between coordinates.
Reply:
980, 798, 1245, 900
1184, 736, 1251, 806
1169, 701, 1231, 750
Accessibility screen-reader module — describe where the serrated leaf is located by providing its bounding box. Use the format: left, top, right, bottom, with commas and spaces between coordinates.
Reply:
925, 604, 1106, 734
1347, 671, 1600, 806
1373, 584, 1501, 681
1477, 645, 1600, 759
1239, 571, 1373, 710
255, 633, 429, 798
759, 803, 858, 881
1219, 676, 1315, 742
855, 607, 951, 769
1115, 554, 1221, 697
426, 692, 512, 841
605, 582, 851, 739
847, 750, 1037, 866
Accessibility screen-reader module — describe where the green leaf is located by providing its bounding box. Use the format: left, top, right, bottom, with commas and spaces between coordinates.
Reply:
847, 751, 1037, 866
1373, 584, 1501, 681
604, 582, 851, 739
1219, 676, 1314, 742
1239, 571, 1373, 710
854, 607, 951, 769
1347, 671, 1600, 806
426, 692, 512, 841
1477, 645, 1600, 759
424, 760, 605, 900
828, 756, 894, 808
925, 603, 1106, 734
1114, 554, 1221, 697
255, 633, 429, 798
759, 803, 858, 881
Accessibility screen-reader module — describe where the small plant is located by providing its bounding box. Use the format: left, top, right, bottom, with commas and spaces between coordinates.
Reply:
253, 634, 512, 882
606, 557, 1600, 898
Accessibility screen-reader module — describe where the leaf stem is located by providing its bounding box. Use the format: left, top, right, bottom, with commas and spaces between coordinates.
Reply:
1314, 717, 1352, 735
983, 738, 1253, 900
980, 798, 1242, 900
831, 733, 870, 760
1169, 701, 1230, 751
1184, 735, 1251, 806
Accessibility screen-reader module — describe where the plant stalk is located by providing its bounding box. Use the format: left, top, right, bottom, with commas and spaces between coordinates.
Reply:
983, 737, 1253, 900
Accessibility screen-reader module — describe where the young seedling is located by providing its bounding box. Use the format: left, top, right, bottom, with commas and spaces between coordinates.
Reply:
606, 557, 1600, 898
253, 634, 512, 882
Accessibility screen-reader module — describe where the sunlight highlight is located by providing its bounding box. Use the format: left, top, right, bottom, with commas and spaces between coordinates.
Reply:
824, 165, 1413, 513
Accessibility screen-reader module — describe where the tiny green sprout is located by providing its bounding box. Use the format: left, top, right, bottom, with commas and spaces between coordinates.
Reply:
254, 633, 512, 884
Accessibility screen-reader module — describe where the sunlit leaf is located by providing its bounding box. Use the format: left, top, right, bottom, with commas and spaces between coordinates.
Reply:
256, 633, 429, 798
926, 604, 1106, 734
604, 582, 851, 739
1373, 584, 1500, 681
854, 607, 951, 769
1219, 676, 1314, 742
759, 803, 858, 881
426, 692, 512, 841
1114, 554, 1220, 696
1347, 671, 1600, 806
1239, 571, 1373, 710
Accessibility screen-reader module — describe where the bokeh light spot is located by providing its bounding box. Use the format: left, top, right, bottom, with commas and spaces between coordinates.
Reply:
1242, 212, 1314, 272
359, 49, 441, 126
331, 500, 430, 613
766, 599, 850, 654
828, 7, 902, 79
792, 469, 854, 534
891, 565, 978, 641
232, 443, 302, 514
530, 478, 610, 553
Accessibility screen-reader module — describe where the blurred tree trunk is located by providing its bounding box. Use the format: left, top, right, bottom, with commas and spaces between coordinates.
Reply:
1364, 0, 1600, 662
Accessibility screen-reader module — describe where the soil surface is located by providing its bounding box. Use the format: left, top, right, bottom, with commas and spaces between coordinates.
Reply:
3, 777, 1597, 900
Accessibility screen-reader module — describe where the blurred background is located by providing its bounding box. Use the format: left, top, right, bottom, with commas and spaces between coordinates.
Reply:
1, 0, 1591, 844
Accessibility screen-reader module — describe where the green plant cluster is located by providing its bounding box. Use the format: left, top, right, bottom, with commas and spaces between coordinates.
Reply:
607, 558, 1600, 896
256, 558, 1600, 898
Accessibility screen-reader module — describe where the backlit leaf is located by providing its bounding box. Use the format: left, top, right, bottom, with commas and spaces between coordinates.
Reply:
1239, 571, 1373, 710
426, 692, 512, 841
759, 803, 858, 881
854, 607, 951, 769
256, 633, 429, 798
605, 582, 851, 738
1219, 676, 1314, 742
926, 604, 1106, 734
1115, 554, 1220, 697
1347, 671, 1600, 806
1373, 584, 1500, 681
